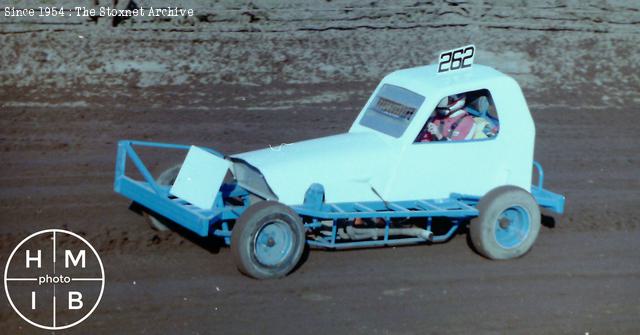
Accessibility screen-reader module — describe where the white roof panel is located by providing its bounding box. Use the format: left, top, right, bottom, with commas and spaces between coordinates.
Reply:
382, 64, 509, 98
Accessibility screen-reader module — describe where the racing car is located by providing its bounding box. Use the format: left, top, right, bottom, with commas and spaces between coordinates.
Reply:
114, 46, 565, 279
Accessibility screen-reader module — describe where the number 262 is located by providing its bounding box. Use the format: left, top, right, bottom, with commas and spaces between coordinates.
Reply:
438, 46, 474, 73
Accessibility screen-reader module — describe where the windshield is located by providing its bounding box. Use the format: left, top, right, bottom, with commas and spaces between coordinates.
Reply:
359, 84, 425, 138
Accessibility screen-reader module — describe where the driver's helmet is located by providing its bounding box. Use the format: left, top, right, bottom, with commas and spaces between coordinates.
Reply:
436, 94, 466, 116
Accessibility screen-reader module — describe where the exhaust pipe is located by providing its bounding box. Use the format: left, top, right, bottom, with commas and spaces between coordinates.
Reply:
345, 226, 433, 241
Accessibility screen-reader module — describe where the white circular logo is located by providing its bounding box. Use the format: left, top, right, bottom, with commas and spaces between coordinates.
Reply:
4, 229, 105, 330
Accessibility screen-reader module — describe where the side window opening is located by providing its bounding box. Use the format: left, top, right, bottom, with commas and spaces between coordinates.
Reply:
415, 89, 499, 143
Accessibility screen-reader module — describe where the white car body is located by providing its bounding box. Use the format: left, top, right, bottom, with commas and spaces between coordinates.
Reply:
232, 64, 534, 205
172, 64, 535, 208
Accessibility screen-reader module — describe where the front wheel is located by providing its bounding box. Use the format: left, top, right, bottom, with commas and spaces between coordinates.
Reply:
231, 201, 305, 279
470, 186, 541, 260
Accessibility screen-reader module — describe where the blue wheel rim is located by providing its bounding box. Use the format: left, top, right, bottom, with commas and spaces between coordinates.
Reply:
254, 220, 293, 267
494, 206, 530, 249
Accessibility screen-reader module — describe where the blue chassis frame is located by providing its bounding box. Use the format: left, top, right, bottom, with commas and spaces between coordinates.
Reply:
114, 140, 565, 249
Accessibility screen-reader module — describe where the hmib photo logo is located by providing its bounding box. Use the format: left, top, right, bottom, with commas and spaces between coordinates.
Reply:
4, 229, 105, 330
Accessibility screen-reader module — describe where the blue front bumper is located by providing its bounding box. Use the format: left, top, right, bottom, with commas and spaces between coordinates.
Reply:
114, 140, 248, 237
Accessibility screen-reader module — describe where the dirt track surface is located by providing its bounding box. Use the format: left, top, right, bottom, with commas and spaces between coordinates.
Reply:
1, 0, 640, 334
15, 229, 638, 335
79, 230, 640, 335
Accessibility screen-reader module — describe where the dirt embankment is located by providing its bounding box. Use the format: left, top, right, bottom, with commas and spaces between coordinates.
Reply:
1, 0, 638, 106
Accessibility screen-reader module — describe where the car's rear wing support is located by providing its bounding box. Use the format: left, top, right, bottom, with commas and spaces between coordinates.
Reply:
531, 161, 565, 214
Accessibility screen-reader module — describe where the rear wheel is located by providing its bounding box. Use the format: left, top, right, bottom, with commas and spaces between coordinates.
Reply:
144, 164, 181, 231
231, 201, 305, 279
470, 186, 541, 260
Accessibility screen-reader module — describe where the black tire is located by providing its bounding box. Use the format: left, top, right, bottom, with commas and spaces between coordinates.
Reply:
231, 201, 305, 279
144, 164, 182, 231
470, 186, 541, 260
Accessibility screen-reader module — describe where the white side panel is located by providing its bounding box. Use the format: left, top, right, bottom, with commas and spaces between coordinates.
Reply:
232, 132, 397, 206
170, 146, 230, 209
387, 140, 508, 201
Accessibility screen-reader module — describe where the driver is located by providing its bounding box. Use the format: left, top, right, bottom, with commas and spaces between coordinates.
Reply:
419, 94, 476, 142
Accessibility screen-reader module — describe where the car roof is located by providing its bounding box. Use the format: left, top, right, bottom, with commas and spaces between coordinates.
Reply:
381, 64, 511, 98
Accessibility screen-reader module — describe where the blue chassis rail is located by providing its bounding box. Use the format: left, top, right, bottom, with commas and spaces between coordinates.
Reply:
114, 140, 565, 249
